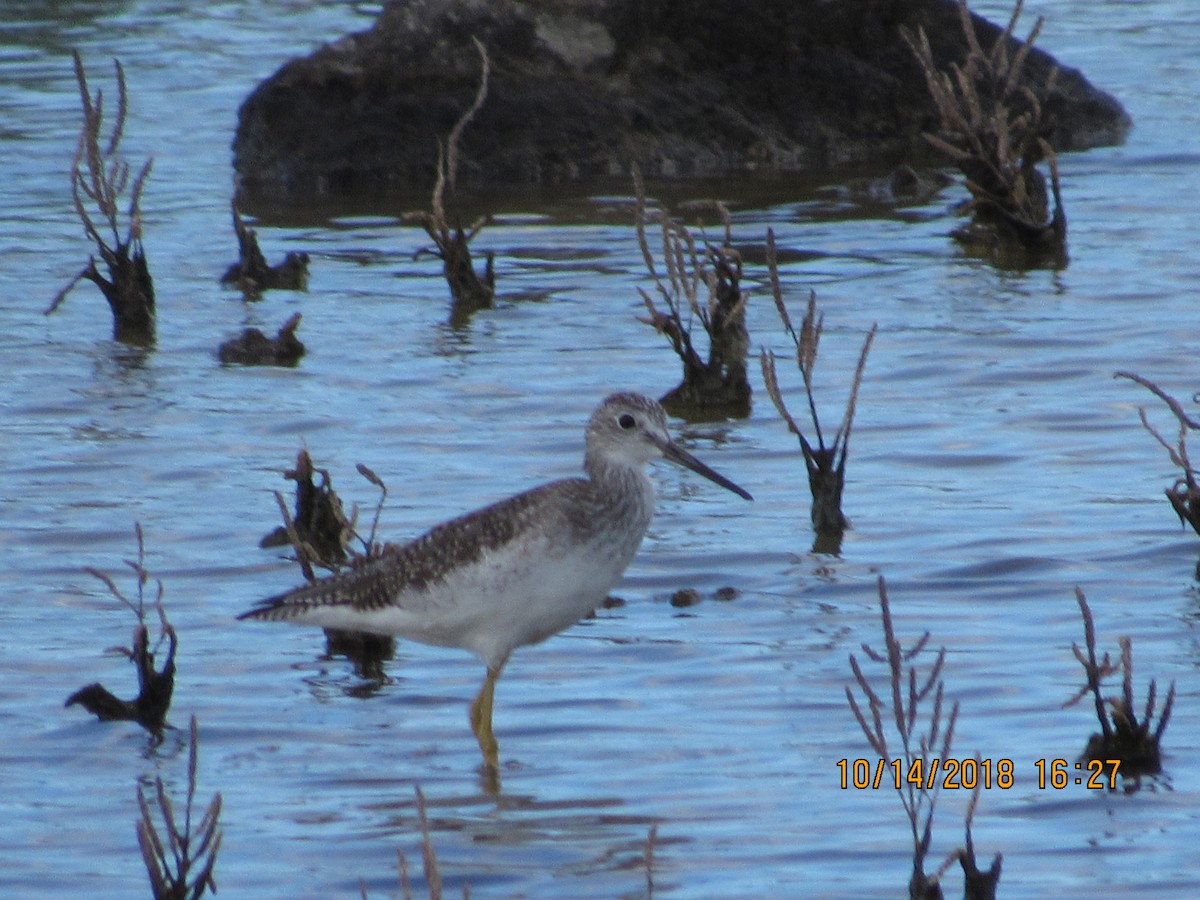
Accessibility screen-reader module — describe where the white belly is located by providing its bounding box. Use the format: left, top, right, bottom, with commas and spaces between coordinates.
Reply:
302, 521, 645, 670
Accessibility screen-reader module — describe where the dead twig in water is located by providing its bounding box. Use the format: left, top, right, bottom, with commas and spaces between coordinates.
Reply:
48, 50, 156, 343
1065, 587, 1174, 780
136, 716, 222, 899
65, 523, 177, 739
760, 229, 875, 553
633, 166, 750, 419
903, 0, 1066, 267
220, 199, 309, 296
1115, 370, 1200, 536
845, 577, 999, 899
402, 37, 494, 322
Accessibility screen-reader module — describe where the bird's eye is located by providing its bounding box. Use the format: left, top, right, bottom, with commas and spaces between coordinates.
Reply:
618, 413, 636, 430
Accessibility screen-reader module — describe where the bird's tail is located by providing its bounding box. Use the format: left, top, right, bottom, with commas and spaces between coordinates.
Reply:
239, 555, 398, 623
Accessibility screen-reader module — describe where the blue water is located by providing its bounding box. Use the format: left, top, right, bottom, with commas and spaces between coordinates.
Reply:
1, 2, 1199, 897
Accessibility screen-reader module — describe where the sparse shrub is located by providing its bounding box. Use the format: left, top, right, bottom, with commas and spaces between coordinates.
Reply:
845, 577, 1000, 899
1115, 370, 1200, 539
1065, 587, 1174, 779
634, 167, 750, 419
65, 523, 176, 738
48, 51, 156, 343
402, 37, 494, 323
903, 0, 1066, 266
760, 229, 875, 553
261, 449, 396, 677
136, 716, 222, 900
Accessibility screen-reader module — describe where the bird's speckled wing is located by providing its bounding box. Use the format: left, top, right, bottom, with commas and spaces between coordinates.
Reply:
239, 477, 593, 622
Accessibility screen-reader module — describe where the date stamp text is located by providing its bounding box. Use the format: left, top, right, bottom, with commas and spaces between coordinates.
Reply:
835, 757, 1121, 791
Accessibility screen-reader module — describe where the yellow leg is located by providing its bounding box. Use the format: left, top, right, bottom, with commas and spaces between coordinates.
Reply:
469, 664, 503, 770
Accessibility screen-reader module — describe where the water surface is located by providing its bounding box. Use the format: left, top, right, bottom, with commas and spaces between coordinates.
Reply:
1, 2, 1199, 897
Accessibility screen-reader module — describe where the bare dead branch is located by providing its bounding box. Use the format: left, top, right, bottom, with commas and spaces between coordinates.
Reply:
761, 234, 875, 541
53, 50, 155, 342
136, 716, 222, 899
846, 577, 992, 897
1068, 588, 1173, 777
401, 38, 494, 317
634, 168, 750, 415
902, 0, 1065, 261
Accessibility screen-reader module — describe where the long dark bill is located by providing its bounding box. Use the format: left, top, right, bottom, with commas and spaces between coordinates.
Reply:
660, 438, 753, 501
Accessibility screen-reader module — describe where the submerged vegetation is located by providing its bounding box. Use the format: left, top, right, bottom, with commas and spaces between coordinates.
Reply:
357, 786, 655, 899
760, 230, 875, 553
389, 787, 452, 900
359, 787, 463, 900
633, 167, 750, 419
217, 311, 305, 366
65, 524, 177, 738
48, 51, 155, 343
260, 448, 396, 677
845, 577, 1001, 900
221, 200, 310, 295
402, 37, 495, 324
904, 0, 1066, 266
1115, 370, 1200, 539
136, 716, 223, 900
1065, 588, 1175, 778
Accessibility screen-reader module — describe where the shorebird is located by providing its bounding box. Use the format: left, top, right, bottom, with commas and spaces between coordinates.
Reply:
239, 392, 751, 770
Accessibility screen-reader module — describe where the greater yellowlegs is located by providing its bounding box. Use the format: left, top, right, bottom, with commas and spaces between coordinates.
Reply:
239, 392, 751, 770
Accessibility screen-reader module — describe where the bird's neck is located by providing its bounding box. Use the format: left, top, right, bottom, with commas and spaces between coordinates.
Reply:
584, 454, 655, 516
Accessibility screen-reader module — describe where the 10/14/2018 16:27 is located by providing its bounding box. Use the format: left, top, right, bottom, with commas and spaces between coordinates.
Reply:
836, 757, 1122, 791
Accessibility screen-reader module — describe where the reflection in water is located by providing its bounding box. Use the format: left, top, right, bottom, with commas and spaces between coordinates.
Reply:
0, 2, 133, 59
323, 629, 397, 690
368, 782, 660, 874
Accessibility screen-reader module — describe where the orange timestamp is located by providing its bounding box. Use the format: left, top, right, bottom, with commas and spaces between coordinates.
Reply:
836, 757, 1122, 791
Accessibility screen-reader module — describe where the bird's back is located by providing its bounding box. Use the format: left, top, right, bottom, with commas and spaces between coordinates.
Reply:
239, 471, 654, 665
